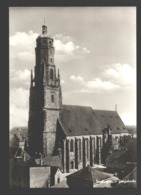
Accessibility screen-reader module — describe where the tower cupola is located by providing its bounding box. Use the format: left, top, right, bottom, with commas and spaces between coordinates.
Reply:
42, 25, 47, 34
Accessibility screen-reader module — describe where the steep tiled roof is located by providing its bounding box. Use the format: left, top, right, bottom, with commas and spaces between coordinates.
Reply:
60, 105, 102, 136
116, 167, 137, 188
66, 167, 112, 183
60, 105, 127, 136
93, 110, 128, 134
91, 169, 113, 183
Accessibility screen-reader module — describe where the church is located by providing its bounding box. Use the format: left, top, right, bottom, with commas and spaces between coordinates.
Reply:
28, 24, 129, 174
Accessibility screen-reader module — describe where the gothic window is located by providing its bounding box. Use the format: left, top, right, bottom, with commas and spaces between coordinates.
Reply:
98, 137, 102, 148
50, 68, 53, 80
93, 137, 95, 154
51, 94, 54, 103
70, 139, 73, 152
79, 139, 81, 160
49, 40, 52, 46
86, 139, 89, 159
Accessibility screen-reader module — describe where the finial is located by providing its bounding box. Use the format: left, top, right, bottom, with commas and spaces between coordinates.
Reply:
58, 69, 60, 79
44, 17, 46, 25
31, 69, 33, 79
115, 104, 117, 112
30, 69, 33, 87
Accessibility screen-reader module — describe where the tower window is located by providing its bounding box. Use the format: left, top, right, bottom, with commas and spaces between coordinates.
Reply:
50, 68, 53, 80
51, 95, 54, 103
49, 40, 52, 46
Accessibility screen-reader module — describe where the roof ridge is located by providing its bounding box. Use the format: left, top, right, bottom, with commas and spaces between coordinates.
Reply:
94, 109, 118, 112
62, 104, 92, 109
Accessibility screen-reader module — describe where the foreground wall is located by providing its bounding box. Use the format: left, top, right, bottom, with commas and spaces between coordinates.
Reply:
30, 166, 50, 188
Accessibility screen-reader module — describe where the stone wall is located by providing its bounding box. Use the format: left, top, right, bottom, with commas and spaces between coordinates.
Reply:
30, 166, 50, 188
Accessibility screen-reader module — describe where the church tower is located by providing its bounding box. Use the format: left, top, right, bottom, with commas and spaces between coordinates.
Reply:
28, 25, 62, 156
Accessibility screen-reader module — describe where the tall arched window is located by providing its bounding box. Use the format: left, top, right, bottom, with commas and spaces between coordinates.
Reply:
86, 139, 89, 159
50, 68, 53, 80
70, 139, 73, 152
79, 139, 81, 160
51, 94, 54, 103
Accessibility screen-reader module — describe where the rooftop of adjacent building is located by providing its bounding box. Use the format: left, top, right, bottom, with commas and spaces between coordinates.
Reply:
116, 167, 137, 188
66, 166, 118, 184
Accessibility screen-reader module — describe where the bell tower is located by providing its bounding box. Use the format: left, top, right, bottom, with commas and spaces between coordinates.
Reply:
28, 25, 62, 156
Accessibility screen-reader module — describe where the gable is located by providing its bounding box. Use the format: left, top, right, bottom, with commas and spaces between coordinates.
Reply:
93, 110, 128, 134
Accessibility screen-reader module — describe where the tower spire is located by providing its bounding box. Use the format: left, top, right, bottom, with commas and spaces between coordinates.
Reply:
44, 17, 46, 25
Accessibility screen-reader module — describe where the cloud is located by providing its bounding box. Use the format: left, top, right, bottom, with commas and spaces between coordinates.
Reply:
68, 64, 136, 94
10, 104, 29, 130
86, 78, 120, 90
61, 80, 65, 84
10, 87, 29, 108
54, 34, 74, 42
11, 69, 30, 81
103, 63, 136, 87
69, 75, 120, 93
83, 47, 91, 54
10, 30, 38, 48
120, 112, 136, 126
54, 33, 91, 60
10, 87, 29, 129
10, 69, 31, 89
70, 75, 84, 81
10, 31, 38, 69
54, 40, 77, 55
10, 31, 91, 69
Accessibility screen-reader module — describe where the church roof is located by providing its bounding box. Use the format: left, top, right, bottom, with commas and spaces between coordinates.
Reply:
60, 105, 102, 136
60, 105, 127, 136
93, 110, 128, 134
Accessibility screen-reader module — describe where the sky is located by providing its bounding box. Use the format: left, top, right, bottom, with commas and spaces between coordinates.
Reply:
9, 7, 136, 129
